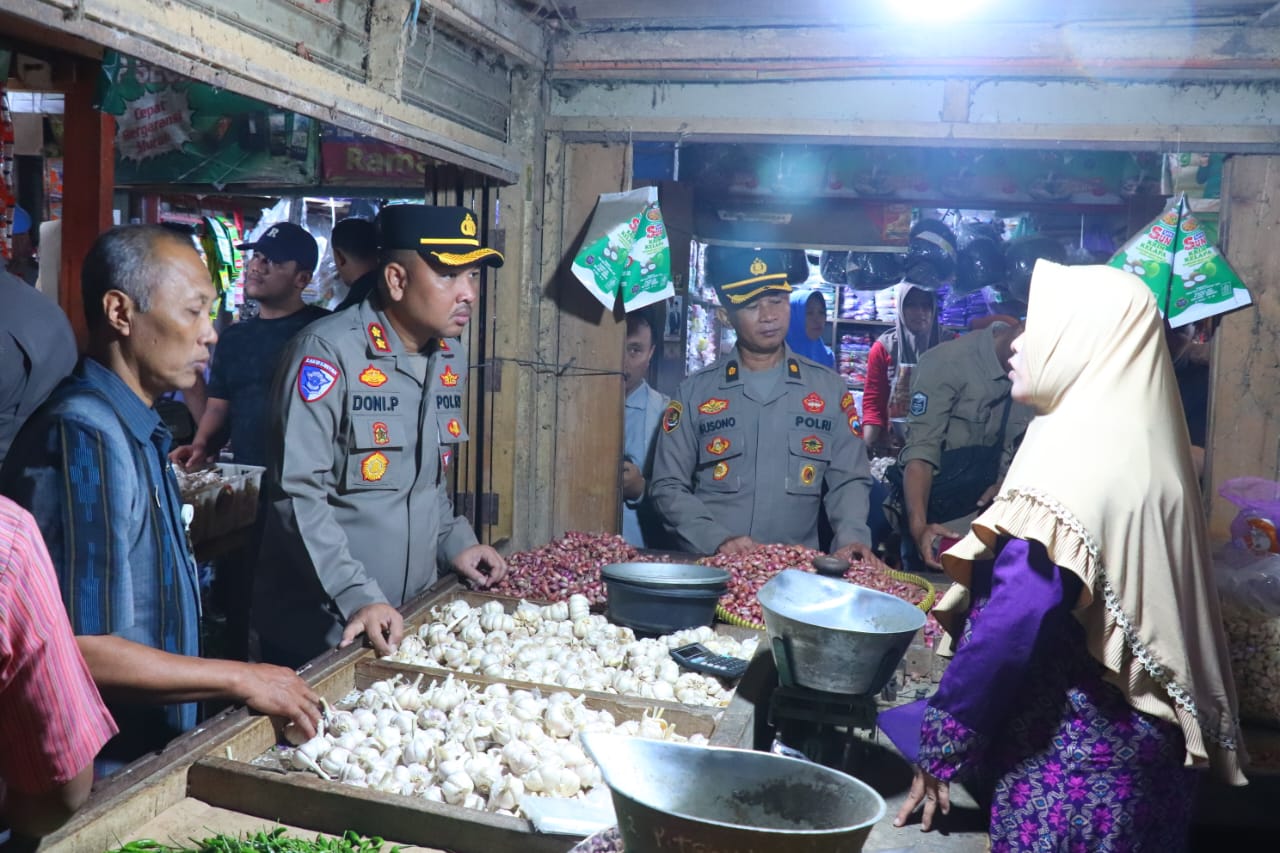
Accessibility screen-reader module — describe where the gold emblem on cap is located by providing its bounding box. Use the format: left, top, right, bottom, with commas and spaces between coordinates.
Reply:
749, 257, 767, 276
460, 213, 477, 238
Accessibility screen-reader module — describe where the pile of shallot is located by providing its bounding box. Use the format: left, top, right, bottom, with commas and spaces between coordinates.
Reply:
488, 532, 646, 605
702, 543, 931, 627
285, 674, 702, 816
385, 598, 755, 708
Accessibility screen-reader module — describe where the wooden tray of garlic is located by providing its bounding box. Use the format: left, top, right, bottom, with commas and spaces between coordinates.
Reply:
384, 591, 762, 709
187, 652, 723, 853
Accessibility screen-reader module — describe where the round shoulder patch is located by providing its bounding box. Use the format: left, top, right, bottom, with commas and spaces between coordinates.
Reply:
662, 401, 683, 433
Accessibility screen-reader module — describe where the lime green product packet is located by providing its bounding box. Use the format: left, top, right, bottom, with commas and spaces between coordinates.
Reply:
571, 186, 673, 312
1168, 207, 1251, 328
1107, 195, 1179, 313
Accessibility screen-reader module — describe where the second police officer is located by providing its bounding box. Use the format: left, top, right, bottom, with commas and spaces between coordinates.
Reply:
253, 205, 508, 668
649, 245, 884, 567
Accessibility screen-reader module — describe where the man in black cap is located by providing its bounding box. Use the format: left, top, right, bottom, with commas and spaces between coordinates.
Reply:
649, 246, 882, 565
252, 205, 508, 667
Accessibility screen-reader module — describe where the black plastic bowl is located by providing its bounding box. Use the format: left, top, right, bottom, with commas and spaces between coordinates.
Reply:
601, 562, 730, 634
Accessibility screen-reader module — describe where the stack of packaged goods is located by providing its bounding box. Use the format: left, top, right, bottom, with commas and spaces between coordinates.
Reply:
940, 288, 991, 330
838, 331, 873, 388
839, 287, 877, 320
875, 288, 899, 324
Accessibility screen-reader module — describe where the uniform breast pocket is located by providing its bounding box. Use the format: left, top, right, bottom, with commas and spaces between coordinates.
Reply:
695, 427, 744, 493
786, 428, 831, 496
344, 414, 405, 491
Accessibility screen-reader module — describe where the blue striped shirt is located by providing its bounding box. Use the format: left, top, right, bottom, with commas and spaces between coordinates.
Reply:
0, 358, 200, 765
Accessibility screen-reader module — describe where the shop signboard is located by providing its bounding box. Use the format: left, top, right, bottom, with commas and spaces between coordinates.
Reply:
320, 127, 430, 188
97, 51, 318, 186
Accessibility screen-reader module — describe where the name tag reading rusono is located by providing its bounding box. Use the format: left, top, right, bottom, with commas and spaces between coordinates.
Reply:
352, 394, 400, 412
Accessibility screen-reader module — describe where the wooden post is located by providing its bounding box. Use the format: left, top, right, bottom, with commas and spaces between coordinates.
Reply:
59, 59, 114, 348
1207, 155, 1280, 540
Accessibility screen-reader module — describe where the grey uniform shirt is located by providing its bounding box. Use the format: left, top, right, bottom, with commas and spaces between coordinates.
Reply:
253, 298, 476, 665
0, 271, 76, 465
649, 346, 874, 555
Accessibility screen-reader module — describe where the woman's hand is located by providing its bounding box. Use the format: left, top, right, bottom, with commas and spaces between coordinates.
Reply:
893, 768, 950, 831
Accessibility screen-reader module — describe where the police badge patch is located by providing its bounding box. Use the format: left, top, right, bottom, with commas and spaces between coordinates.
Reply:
662, 401, 683, 433
910, 392, 928, 417
297, 356, 339, 403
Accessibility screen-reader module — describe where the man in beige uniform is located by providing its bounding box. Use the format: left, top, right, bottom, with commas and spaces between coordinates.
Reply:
898, 317, 1033, 570
650, 246, 881, 565
254, 205, 507, 667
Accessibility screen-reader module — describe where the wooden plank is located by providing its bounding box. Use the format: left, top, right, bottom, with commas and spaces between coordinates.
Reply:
188, 758, 576, 853
123, 798, 449, 853
1207, 155, 1280, 539
550, 142, 629, 537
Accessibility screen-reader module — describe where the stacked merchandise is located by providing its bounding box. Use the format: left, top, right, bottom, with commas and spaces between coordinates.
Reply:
874, 288, 899, 324
939, 288, 991, 329
685, 301, 719, 374
838, 331, 873, 388
839, 288, 878, 320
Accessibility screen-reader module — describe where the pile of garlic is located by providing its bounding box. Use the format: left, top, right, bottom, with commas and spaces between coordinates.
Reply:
286, 674, 703, 816
384, 597, 758, 707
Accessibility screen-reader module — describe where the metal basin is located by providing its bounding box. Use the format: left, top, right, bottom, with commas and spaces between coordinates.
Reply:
601, 562, 731, 588
582, 732, 885, 853
757, 569, 926, 696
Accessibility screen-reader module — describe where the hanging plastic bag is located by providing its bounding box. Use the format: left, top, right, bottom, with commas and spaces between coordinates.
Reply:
1219, 477, 1280, 555
1213, 546, 1280, 726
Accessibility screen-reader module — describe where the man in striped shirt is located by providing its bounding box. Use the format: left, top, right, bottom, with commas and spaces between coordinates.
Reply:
0, 495, 116, 838
1, 226, 322, 774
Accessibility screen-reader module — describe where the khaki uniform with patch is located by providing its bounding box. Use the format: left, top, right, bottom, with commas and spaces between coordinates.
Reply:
649, 346, 874, 555
898, 325, 1034, 525
253, 298, 476, 665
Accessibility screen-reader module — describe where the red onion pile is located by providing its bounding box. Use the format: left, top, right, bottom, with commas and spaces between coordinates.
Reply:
489, 531, 643, 605
699, 543, 932, 627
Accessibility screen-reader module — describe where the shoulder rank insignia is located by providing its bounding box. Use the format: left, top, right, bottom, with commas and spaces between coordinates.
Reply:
361, 451, 389, 482
802, 392, 826, 414
706, 436, 732, 456
841, 391, 855, 412
787, 358, 801, 378
662, 401, 683, 433
800, 463, 817, 486
440, 366, 460, 387
297, 356, 339, 403
698, 398, 729, 415
724, 361, 739, 382
367, 322, 391, 353
712, 461, 730, 481
359, 366, 388, 388
801, 435, 824, 455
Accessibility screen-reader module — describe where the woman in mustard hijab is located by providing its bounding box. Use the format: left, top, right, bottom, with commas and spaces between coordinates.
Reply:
894, 261, 1245, 849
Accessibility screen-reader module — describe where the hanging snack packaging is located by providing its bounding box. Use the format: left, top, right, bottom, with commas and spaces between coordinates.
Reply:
571, 186, 673, 312
1168, 205, 1252, 328
1107, 194, 1179, 314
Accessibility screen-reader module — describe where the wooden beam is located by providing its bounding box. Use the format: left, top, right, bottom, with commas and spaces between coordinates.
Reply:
427, 0, 548, 70
1207, 155, 1280, 540
8, 0, 519, 182
549, 20, 1280, 82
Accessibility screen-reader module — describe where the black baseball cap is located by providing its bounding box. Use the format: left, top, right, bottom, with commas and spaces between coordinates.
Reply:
377, 204, 504, 268
237, 222, 319, 272
704, 245, 792, 307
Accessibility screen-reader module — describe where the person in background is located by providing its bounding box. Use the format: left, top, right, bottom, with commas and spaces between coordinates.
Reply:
650, 246, 882, 567
172, 223, 327, 470
621, 309, 667, 548
0, 226, 322, 774
0, 496, 116, 841
332, 217, 380, 311
785, 288, 835, 368
170, 222, 327, 661
862, 283, 951, 456
895, 316, 1032, 571
0, 261, 77, 466
895, 261, 1245, 848
254, 205, 508, 669
6, 207, 38, 285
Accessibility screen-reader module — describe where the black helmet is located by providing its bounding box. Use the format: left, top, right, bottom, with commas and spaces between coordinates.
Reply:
1004, 235, 1067, 302
955, 218, 1004, 249
907, 219, 958, 282
783, 249, 811, 285
819, 250, 848, 284
847, 251, 905, 290
954, 237, 1007, 294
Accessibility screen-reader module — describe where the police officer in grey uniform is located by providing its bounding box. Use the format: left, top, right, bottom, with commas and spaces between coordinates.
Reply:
649, 246, 882, 565
253, 205, 507, 668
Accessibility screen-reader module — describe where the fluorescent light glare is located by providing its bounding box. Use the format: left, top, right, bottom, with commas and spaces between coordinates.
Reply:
888, 0, 991, 24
